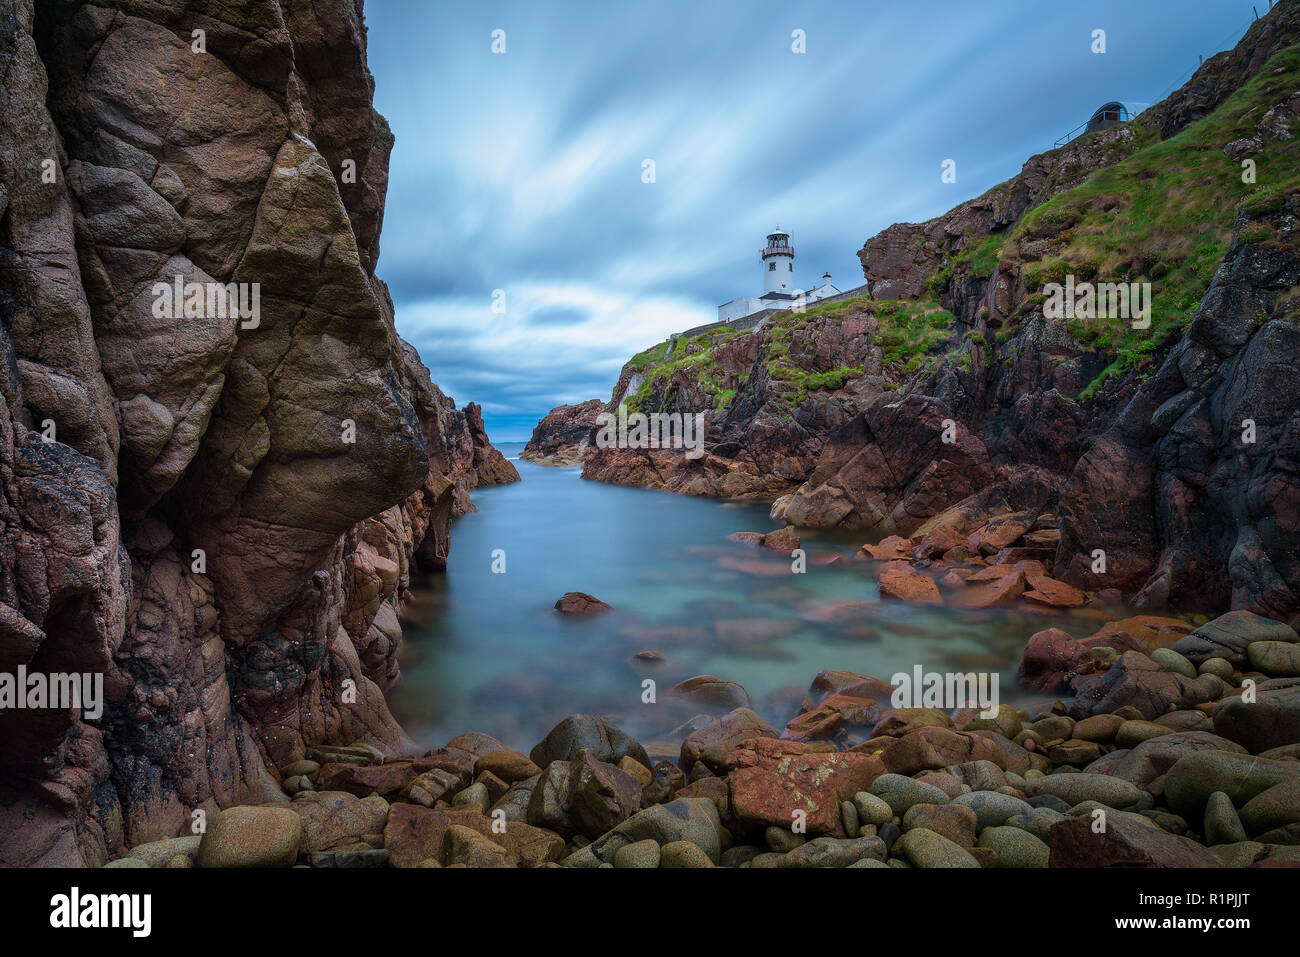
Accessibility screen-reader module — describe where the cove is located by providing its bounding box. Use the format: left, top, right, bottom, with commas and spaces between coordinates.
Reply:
388, 444, 1101, 752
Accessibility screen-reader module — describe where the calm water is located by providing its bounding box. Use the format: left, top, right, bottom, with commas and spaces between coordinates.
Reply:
388, 443, 1105, 753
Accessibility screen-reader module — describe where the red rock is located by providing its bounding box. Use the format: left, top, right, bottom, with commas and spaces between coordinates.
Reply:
726, 531, 767, 546
762, 526, 801, 552
665, 675, 751, 711
808, 670, 894, 702
315, 761, 416, 798
384, 804, 564, 868
879, 566, 942, 604
783, 694, 881, 742
554, 592, 612, 615
881, 727, 1007, 775
952, 571, 1026, 608
1079, 616, 1192, 655
1049, 814, 1224, 867
1022, 527, 1061, 546
969, 511, 1036, 553
913, 523, 966, 559
870, 708, 955, 737
1022, 575, 1087, 608
727, 743, 886, 835
473, 750, 541, 784
856, 535, 913, 560
680, 707, 778, 773
1067, 651, 1201, 720
1016, 627, 1087, 693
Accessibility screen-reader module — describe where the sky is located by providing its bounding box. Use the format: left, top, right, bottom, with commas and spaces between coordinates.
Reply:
364, 0, 1265, 441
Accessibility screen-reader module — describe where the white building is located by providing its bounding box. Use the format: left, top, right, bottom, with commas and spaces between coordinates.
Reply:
717, 227, 840, 323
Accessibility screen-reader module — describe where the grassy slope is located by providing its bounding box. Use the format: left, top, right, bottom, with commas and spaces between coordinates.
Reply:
967, 43, 1300, 397
618, 42, 1299, 417
621, 297, 956, 414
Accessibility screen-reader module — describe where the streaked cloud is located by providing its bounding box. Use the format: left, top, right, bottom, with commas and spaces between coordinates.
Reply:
365, 0, 1259, 439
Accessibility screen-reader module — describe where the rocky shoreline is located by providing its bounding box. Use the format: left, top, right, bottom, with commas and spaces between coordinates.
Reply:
103, 593, 1300, 868
102, 505, 1300, 869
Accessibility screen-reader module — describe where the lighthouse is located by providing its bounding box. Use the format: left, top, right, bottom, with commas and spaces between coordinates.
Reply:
761, 227, 794, 294
715, 226, 842, 323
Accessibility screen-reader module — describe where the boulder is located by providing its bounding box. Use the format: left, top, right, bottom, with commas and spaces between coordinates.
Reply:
554, 592, 612, 615
899, 828, 980, 868
1048, 815, 1224, 867
1171, 611, 1299, 667
530, 714, 651, 769
1162, 750, 1300, 820
196, 807, 302, 868
728, 739, 885, 835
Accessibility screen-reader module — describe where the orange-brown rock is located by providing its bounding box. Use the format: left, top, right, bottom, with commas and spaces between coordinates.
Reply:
727, 739, 886, 835
879, 566, 942, 604
857, 535, 913, 560
952, 571, 1027, 608
1022, 575, 1087, 608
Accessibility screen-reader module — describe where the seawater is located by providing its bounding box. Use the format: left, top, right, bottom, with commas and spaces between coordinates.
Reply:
388, 443, 1098, 752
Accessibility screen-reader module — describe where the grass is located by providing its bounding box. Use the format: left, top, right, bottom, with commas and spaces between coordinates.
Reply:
616, 296, 959, 417
998, 45, 1300, 396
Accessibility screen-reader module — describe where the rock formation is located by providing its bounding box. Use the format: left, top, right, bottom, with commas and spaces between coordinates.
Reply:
571, 2, 1300, 625
0, 0, 516, 866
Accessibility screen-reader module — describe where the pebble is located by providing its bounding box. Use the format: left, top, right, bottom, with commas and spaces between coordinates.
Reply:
952, 791, 1033, 830
869, 774, 951, 817
977, 826, 1049, 867
613, 839, 661, 868
899, 828, 980, 868
660, 840, 715, 868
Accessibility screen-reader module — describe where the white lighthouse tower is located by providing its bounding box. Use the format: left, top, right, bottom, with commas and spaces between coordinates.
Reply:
761, 226, 794, 295
715, 225, 841, 323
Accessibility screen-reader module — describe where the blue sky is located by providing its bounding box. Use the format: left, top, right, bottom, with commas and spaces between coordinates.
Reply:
365, 0, 1262, 441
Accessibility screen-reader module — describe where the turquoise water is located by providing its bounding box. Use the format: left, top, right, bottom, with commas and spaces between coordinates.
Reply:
388, 443, 1098, 753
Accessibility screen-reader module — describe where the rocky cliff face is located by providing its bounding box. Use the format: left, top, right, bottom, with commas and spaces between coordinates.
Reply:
521, 399, 604, 466
0, 0, 516, 865
578, 2, 1300, 625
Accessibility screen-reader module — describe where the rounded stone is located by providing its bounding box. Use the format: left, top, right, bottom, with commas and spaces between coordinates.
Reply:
613, 839, 661, 868
977, 826, 1049, 867
902, 803, 978, 847
765, 826, 807, 853
853, 790, 894, 826
1203, 790, 1248, 846
1024, 773, 1143, 809
1247, 641, 1300, 677
1115, 720, 1173, 749
951, 790, 1033, 830
196, 806, 302, 868
1198, 657, 1235, 680
1151, 647, 1197, 679
869, 774, 950, 817
898, 828, 980, 868
660, 840, 715, 868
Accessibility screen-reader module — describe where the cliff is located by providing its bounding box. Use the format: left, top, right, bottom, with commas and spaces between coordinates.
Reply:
0, 0, 516, 865
579, 1, 1300, 624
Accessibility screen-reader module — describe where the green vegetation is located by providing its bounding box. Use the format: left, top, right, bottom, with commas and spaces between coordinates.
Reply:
619, 296, 959, 418
1006, 45, 1299, 397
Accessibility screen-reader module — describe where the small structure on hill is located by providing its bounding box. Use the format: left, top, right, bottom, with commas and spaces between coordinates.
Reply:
716, 227, 840, 323
1055, 100, 1149, 147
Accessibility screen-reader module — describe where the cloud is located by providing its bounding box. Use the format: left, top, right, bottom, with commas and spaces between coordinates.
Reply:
364, 0, 1259, 440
